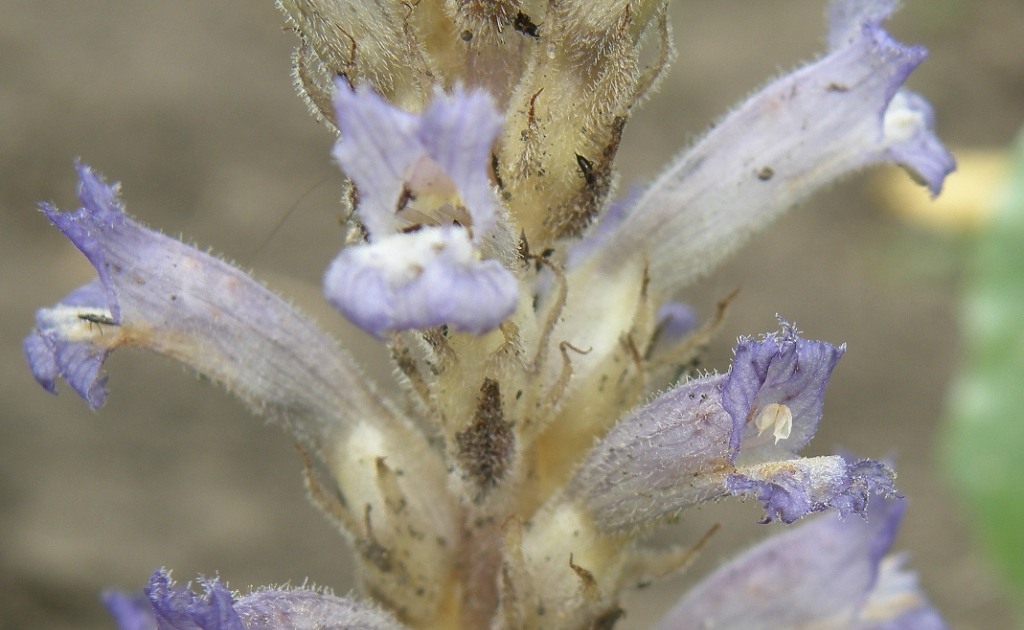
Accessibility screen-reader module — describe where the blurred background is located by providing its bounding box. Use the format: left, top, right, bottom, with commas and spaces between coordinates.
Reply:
2, 1, 1021, 628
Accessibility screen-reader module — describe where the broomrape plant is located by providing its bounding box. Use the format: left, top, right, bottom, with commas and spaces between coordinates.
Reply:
24, 0, 956, 628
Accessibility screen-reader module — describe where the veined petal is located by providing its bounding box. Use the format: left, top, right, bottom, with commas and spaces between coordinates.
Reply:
727, 456, 897, 523
720, 324, 892, 523
324, 226, 518, 337
106, 569, 409, 630
332, 83, 422, 236
589, 0, 955, 296
25, 164, 397, 449
417, 86, 505, 239
332, 81, 504, 240
653, 497, 947, 629
724, 320, 846, 464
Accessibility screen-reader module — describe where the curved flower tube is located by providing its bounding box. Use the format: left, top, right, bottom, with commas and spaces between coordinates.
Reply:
653, 497, 947, 629
24, 164, 399, 445
581, 0, 956, 297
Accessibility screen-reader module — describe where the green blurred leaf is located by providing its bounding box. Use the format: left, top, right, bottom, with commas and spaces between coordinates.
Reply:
946, 130, 1024, 603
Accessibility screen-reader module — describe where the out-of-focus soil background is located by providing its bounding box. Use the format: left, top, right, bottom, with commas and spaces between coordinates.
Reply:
2, 1, 1021, 628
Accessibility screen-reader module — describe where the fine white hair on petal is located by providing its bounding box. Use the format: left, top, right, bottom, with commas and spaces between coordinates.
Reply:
567, 375, 736, 532
567, 323, 859, 532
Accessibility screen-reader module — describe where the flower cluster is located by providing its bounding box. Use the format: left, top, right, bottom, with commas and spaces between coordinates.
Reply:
25, 0, 954, 628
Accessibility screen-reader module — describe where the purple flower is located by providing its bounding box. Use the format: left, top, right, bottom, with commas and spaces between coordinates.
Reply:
654, 496, 947, 629
24, 164, 392, 441
576, 0, 955, 296
566, 321, 892, 531
324, 83, 519, 337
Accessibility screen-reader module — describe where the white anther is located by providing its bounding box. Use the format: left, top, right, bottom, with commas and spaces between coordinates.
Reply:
755, 403, 793, 444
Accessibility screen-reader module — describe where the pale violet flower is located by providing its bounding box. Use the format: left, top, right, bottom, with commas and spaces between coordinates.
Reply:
25, 0, 952, 628
324, 84, 520, 337
654, 495, 948, 629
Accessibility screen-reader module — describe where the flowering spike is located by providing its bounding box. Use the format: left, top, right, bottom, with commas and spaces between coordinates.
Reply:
26, 0, 954, 626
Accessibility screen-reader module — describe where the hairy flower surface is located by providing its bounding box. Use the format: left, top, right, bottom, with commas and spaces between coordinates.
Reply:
26, 0, 952, 628
654, 496, 948, 629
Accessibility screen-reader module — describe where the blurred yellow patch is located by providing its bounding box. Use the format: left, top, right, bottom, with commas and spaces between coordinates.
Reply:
872, 148, 1009, 233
